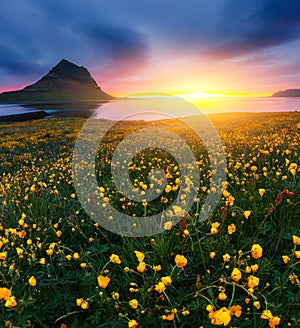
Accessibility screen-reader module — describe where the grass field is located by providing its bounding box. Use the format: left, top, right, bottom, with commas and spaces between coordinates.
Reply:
0, 112, 300, 327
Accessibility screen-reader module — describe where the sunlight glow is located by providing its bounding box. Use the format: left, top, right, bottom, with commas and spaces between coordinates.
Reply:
177, 91, 227, 98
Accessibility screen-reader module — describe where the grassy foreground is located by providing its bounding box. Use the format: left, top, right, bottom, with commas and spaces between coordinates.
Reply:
0, 112, 300, 327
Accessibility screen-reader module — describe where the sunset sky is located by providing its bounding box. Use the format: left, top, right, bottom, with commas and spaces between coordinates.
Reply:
1, 0, 300, 97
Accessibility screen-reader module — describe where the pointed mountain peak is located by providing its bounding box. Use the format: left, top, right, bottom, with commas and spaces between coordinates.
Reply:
0, 59, 114, 102
48, 59, 92, 82
53, 59, 83, 70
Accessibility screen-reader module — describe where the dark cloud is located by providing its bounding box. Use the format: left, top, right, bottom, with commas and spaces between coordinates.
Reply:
206, 0, 300, 58
78, 23, 148, 59
0, 0, 299, 90
0, 0, 149, 89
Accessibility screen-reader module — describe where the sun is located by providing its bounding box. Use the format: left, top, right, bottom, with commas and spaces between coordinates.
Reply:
178, 91, 226, 98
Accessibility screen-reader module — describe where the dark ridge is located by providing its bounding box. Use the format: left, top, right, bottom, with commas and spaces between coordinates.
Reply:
0, 59, 114, 103
272, 89, 300, 97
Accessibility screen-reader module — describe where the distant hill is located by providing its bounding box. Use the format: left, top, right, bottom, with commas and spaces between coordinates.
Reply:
0, 59, 114, 103
272, 89, 300, 97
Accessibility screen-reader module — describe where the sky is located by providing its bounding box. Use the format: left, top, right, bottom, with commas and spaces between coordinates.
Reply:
1, 0, 300, 97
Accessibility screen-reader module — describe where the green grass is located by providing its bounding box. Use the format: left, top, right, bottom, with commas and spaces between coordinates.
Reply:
0, 112, 300, 327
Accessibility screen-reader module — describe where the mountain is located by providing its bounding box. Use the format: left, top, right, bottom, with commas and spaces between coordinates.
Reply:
272, 89, 300, 97
0, 59, 114, 103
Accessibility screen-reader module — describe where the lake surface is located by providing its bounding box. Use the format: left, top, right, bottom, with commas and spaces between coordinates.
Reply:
1, 96, 300, 121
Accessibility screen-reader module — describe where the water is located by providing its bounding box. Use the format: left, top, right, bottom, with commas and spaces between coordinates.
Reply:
0, 104, 43, 116
1, 96, 300, 121
189, 96, 300, 114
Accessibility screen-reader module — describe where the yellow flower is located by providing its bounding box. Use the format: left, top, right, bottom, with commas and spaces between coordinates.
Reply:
293, 235, 300, 245
183, 229, 189, 236
129, 299, 139, 309
111, 291, 119, 300
253, 301, 261, 310
46, 249, 53, 256
206, 304, 214, 312
261, 309, 273, 320
231, 268, 242, 282
154, 281, 166, 293
5, 296, 17, 308
137, 262, 146, 273
16, 247, 23, 256
245, 266, 251, 274
210, 252, 216, 259
294, 250, 300, 258
161, 276, 172, 286
172, 205, 184, 216
65, 255, 72, 261
76, 298, 83, 306
226, 195, 235, 206
97, 275, 110, 288
152, 265, 161, 271
258, 188, 266, 197
18, 218, 25, 226
29, 276, 36, 287
260, 310, 280, 328
223, 253, 231, 262
181, 310, 190, 316
81, 300, 89, 310
165, 184, 172, 193
18, 230, 26, 239
134, 251, 145, 263
251, 243, 263, 259
110, 254, 121, 264
39, 258, 46, 265
164, 221, 173, 230
248, 275, 259, 288
174, 254, 187, 268
282, 255, 290, 264
251, 166, 257, 172
228, 223, 236, 234
288, 163, 297, 176
218, 292, 227, 300
128, 319, 139, 328
251, 264, 259, 272
209, 307, 231, 325
71, 193, 76, 198
0, 251, 7, 260
0, 287, 10, 301
269, 316, 280, 327
161, 313, 175, 321
211, 222, 221, 228
73, 252, 80, 260
229, 305, 242, 317
244, 210, 252, 219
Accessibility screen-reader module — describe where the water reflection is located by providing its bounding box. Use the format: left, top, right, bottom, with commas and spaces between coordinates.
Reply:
22, 101, 106, 118
1, 96, 300, 122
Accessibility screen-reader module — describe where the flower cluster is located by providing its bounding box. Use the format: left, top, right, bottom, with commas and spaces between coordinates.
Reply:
0, 114, 299, 327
